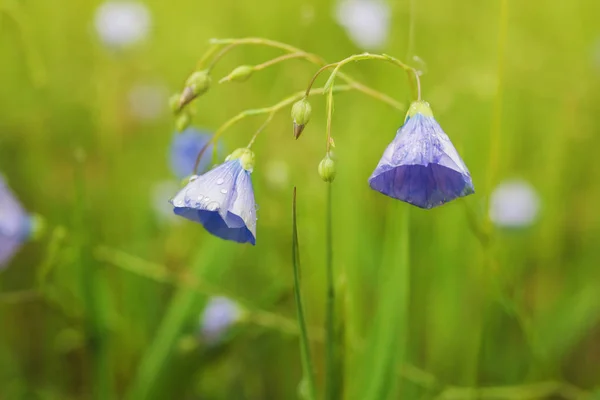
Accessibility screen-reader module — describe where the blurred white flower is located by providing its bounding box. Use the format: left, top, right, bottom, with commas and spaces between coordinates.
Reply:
150, 180, 180, 224
128, 83, 168, 122
489, 179, 540, 228
200, 296, 241, 344
334, 0, 391, 51
94, 1, 151, 49
264, 160, 290, 190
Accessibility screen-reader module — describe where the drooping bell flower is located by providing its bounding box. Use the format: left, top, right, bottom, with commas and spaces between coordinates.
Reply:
0, 176, 33, 268
169, 127, 215, 179
170, 148, 257, 245
369, 101, 474, 209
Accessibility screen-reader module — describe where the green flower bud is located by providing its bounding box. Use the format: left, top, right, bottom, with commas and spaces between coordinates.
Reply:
226, 148, 255, 172
178, 70, 211, 108
219, 65, 254, 83
291, 98, 312, 139
175, 112, 191, 132
169, 93, 181, 114
318, 154, 336, 182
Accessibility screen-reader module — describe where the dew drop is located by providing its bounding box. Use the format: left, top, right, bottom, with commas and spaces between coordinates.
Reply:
216, 178, 225, 185
207, 201, 220, 211
220, 188, 228, 194
188, 174, 199, 182
172, 198, 184, 207
197, 195, 204, 201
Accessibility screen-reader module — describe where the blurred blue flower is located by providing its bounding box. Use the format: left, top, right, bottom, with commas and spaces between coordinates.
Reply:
0, 176, 32, 268
200, 296, 241, 344
170, 148, 257, 245
369, 101, 474, 209
169, 128, 214, 179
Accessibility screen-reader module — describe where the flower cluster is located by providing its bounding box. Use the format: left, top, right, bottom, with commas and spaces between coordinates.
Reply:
166, 40, 475, 245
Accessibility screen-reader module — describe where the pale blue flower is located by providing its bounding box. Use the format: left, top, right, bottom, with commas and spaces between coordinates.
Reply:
369, 101, 474, 208
170, 148, 257, 245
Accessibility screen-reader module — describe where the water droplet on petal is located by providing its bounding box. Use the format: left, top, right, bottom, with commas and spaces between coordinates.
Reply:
220, 188, 228, 194
173, 198, 184, 207
197, 195, 204, 201
216, 178, 225, 185
207, 201, 219, 211
189, 175, 199, 182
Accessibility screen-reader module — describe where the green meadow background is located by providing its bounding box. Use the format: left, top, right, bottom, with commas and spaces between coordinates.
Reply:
1, 0, 600, 399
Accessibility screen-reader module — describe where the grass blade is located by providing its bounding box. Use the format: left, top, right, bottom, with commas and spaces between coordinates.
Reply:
292, 187, 317, 400
125, 238, 235, 400
357, 204, 410, 400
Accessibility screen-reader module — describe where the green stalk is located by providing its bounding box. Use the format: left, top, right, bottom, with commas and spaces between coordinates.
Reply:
74, 151, 113, 400
125, 238, 233, 400
356, 204, 410, 400
325, 183, 335, 400
292, 188, 317, 400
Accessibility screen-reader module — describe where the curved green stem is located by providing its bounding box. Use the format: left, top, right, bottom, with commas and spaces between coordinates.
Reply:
246, 112, 275, 148
253, 52, 309, 71
204, 37, 405, 110
192, 85, 353, 173
325, 84, 335, 153
306, 53, 421, 101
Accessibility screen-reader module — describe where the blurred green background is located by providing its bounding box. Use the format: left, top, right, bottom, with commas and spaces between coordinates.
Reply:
1, 0, 600, 399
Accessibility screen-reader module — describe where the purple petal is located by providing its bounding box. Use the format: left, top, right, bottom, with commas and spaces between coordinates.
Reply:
170, 160, 257, 245
369, 113, 474, 208
0, 177, 30, 268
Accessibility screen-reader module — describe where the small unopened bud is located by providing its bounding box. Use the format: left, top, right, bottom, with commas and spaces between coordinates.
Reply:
178, 70, 211, 108
219, 65, 254, 83
291, 98, 311, 139
318, 154, 336, 182
168, 93, 181, 114
175, 112, 191, 132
